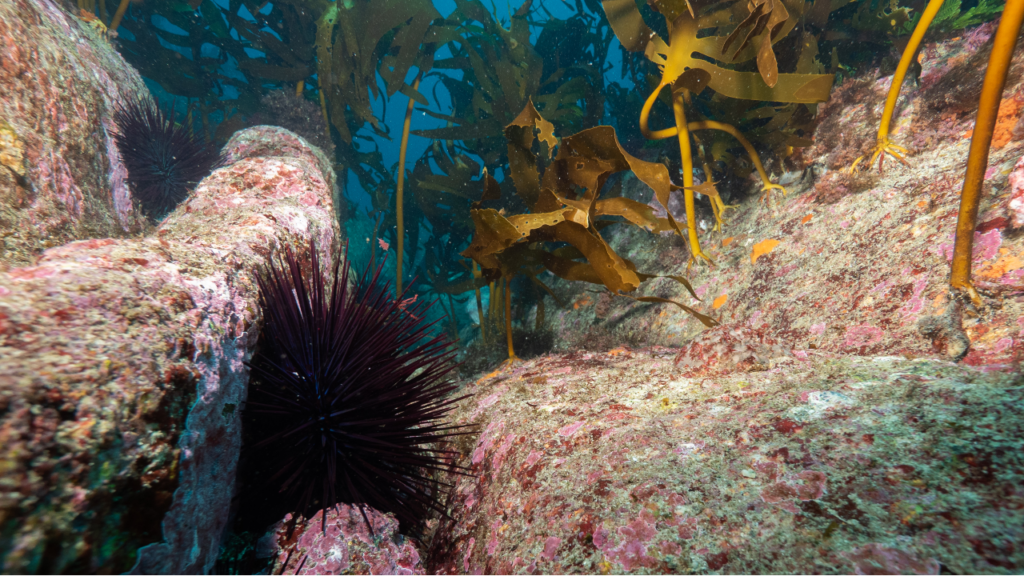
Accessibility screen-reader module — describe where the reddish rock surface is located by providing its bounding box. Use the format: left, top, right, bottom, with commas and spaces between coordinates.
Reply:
0, 125, 341, 573
541, 24, 1024, 368
0, 0, 149, 269
270, 506, 424, 575
434, 350, 1022, 574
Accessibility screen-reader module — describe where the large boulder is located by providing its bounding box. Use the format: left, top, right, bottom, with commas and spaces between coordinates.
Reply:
0, 0, 149, 269
0, 125, 341, 573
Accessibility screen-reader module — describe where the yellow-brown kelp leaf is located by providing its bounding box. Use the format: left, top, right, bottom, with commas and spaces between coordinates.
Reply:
602, 0, 666, 53
506, 99, 559, 212
463, 102, 709, 326
604, 0, 834, 103
315, 0, 441, 142
462, 207, 570, 266
720, 0, 789, 86
554, 126, 687, 239
476, 168, 502, 207
635, 272, 701, 302
593, 197, 675, 234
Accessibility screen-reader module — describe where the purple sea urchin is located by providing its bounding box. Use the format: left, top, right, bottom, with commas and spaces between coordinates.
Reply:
239, 239, 470, 536
112, 98, 220, 220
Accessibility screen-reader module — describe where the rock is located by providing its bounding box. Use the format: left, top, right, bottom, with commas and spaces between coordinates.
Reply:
544, 29, 1024, 368
435, 350, 1024, 573
270, 506, 424, 575
0, 0, 149, 269
0, 126, 341, 573
1008, 154, 1024, 230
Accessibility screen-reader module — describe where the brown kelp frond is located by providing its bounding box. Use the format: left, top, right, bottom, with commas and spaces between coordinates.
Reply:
462, 102, 718, 331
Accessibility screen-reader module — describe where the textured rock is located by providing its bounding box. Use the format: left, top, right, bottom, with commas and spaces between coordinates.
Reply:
0, 0, 148, 269
271, 506, 424, 575
0, 126, 341, 573
434, 350, 1023, 574
430, 23, 1024, 575
539, 23, 1024, 368
1008, 155, 1024, 230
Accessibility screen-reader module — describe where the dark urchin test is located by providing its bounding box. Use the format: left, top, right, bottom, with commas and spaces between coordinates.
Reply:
237, 238, 472, 537
112, 97, 221, 221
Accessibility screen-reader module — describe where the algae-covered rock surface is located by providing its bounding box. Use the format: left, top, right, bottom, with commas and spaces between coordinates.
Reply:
434, 349, 1022, 574
0, 126, 340, 574
0, 0, 149, 269
538, 21, 1024, 367
422, 25, 1024, 574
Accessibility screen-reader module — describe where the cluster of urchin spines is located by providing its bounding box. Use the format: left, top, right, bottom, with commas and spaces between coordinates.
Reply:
241, 238, 471, 536
112, 96, 221, 221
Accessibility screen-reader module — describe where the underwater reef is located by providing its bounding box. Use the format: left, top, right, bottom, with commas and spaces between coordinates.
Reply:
0, 0, 1023, 574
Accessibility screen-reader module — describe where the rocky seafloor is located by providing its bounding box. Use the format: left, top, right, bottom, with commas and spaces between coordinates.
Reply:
1, 0, 1022, 574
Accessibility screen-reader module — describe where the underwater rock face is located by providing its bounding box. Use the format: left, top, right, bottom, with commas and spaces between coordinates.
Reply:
0, 126, 340, 573
0, 0, 149, 269
1008, 155, 1024, 230
546, 26, 1024, 368
437, 350, 1022, 574
270, 506, 424, 575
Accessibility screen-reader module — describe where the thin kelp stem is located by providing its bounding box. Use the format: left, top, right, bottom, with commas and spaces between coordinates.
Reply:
878, 0, 945, 143
687, 120, 787, 203
671, 86, 713, 267
504, 276, 517, 361
853, 0, 945, 172
950, 0, 1024, 305
108, 0, 130, 34
395, 74, 422, 296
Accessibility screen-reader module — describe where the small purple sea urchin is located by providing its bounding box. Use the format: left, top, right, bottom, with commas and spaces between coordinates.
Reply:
112, 97, 220, 220
240, 238, 470, 536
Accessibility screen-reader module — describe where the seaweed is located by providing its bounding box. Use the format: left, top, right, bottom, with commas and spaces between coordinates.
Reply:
601, 0, 835, 264
461, 101, 718, 360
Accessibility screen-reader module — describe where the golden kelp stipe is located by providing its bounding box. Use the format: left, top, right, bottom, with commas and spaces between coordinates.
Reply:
951, 0, 1024, 307
462, 102, 719, 359
852, 0, 945, 174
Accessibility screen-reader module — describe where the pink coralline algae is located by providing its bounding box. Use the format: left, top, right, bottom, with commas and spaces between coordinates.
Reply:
271, 506, 423, 575
674, 324, 788, 377
0, 0, 149, 269
594, 511, 660, 572
845, 543, 940, 575
432, 344, 1024, 573
843, 325, 885, 348
557, 420, 586, 437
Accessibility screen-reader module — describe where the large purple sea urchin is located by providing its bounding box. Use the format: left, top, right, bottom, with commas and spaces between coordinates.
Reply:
240, 239, 470, 536
112, 98, 220, 220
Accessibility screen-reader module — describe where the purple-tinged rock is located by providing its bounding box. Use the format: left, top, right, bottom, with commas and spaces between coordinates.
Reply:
271, 506, 424, 575
1007, 154, 1024, 230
